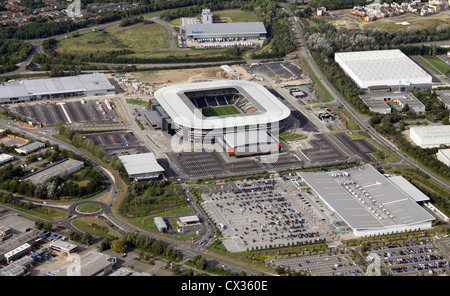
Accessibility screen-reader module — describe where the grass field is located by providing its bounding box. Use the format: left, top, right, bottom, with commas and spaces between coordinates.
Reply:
76, 203, 101, 214
280, 131, 307, 142
213, 9, 258, 22
56, 22, 235, 60
72, 217, 121, 239
418, 55, 450, 75
202, 106, 241, 117
57, 23, 170, 56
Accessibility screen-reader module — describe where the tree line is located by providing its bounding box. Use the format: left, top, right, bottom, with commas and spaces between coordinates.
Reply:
0, 38, 33, 74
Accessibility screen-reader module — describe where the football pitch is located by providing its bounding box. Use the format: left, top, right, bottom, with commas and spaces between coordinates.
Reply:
202, 106, 241, 117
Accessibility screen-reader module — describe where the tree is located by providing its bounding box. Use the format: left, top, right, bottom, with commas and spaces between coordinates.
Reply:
81, 232, 94, 246
442, 116, 449, 125
111, 238, 127, 253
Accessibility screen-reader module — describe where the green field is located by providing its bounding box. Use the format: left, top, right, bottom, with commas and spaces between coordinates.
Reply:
213, 9, 259, 22
418, 55, 450, 75
57, 23, 170, 56
280, 131, 307, 142
76, 203, 101, 214
202, 106, 241, 117
56, 22, 235, 60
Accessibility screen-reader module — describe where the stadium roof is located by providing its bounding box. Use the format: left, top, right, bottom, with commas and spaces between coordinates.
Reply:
185, 22, 266, 36
335, 49, 432, 88
118, 153, 164, 176
154, 80, 291, 130
297, 164, 434, 233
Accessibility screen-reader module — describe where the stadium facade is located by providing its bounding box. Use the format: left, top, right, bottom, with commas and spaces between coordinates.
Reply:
152, 80, 291, 145
0, 73, 116, 104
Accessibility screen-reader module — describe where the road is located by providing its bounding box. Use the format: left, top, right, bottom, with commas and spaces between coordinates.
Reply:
282, 3, 450, 191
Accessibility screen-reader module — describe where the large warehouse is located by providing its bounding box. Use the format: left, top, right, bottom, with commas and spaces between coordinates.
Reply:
118, 152, 164, 181
0, 73, 116, 104
335, 49, 432, 89
185, 22, 267, 40
153, 80, 291, 144
409, 125, 450, 148
183, 8, 266, 46
297, 164, 435, 237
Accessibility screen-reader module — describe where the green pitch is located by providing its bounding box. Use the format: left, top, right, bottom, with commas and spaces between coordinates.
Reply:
202, 106, 241, 117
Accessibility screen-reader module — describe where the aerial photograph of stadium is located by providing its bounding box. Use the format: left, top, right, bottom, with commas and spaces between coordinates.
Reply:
0, 0, 449, 289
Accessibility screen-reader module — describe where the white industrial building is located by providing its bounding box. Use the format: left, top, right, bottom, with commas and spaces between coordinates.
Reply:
0, 153, 14, 166
297, 164, 435, 237
0, 73, 116, 104
335, 49, 432, 89
183, 8, 266, 45
118, 152, 164, 181
409, 125, 450, 148
360, 92, 425, 114
15, 141, 46, 155
436, 90, 450, 109
436, 148, 450, 166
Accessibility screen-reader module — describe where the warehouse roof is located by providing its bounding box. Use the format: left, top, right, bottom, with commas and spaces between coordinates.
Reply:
388, 176, 430, 202
297, 164, 434, 233
410, 125, 450, 141
335, 49, 432, 87
185, 22, 266, 36
0, 73, 115, 98
118, 153, 164, 176
21, 158, 84, 185
15, 141, 45, 153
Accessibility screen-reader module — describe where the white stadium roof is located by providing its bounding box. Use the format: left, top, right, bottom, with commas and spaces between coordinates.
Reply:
153, 80, 291, 130
335, 49, 432, 89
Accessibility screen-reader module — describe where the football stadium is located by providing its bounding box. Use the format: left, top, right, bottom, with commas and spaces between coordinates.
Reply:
152, 80, 291, 153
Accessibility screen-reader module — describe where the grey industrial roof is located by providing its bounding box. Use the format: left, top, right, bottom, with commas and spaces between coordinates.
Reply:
118, 153, 164, 176
297, 164, 434, 232
21, 158, 84, 185
388, 176, 430, 202
0, 73, 114, 98
185, 22, 266, 36
57, 252, 113, 276
50, 239, 78, 252
0, 84, 29, 99
15, 141, 45, 153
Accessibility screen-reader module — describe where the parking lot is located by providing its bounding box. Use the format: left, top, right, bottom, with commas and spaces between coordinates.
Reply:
365, 241, 450, 276
335, 133, 377, 163
202, 178, 322, 253
299, 133, 349, 163
84, 131, 149, 156
12, 100, 119, 126
269, 252, 363, 276
171, 150, 303, 178
246, 61, 304, 81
